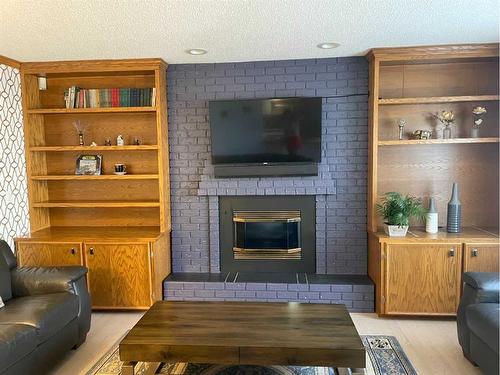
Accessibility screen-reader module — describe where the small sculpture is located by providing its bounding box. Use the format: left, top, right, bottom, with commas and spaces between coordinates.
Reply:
412, 130, 432, 140
73, 120, 87, 146
104, 138, 112, 146
133, 137, 141, 146
397, 119, 406, 140
90, 141, 97, 147
116, 135, 125, 146
471, 106, 487, 138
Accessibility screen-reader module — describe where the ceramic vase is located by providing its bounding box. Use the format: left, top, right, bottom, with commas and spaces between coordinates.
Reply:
443, 124, 452, 139
426, 197, 439, 234
447, 183, 461, 233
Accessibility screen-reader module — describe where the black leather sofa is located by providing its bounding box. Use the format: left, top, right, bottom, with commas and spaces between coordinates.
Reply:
0, 240, 91, 375
457, 272, 499, 375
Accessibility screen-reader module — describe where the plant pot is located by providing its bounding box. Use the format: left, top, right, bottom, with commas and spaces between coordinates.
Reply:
384, 224, 409, 237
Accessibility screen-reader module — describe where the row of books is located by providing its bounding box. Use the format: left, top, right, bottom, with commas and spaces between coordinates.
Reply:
64, 87, 156, 108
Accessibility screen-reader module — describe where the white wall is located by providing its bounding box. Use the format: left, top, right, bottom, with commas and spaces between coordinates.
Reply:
0, 63, 29, 249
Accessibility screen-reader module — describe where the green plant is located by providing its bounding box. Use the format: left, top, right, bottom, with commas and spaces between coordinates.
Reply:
376, 192, 427, 227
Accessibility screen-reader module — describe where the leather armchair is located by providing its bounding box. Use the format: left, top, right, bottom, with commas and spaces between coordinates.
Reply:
457, 272, 499, 375
0, 240, 91, 374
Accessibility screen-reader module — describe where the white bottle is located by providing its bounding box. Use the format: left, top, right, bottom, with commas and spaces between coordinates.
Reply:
425, 197, 439, 234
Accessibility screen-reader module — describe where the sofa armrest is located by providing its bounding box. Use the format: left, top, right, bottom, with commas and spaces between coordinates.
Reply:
11, 266, 87, 297
462, 272, 500, 304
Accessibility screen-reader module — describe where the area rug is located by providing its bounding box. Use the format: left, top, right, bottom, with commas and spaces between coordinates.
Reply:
87, 335, 416, 375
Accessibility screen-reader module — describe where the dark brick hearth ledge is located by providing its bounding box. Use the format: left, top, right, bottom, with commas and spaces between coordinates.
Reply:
164, 273, 374, 312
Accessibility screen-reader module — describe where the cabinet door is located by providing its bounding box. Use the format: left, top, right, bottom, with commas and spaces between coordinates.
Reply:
16, 242, 83, 266
384, 243, 462, 315
463, 243, 499, 273
85, 242, 152, 308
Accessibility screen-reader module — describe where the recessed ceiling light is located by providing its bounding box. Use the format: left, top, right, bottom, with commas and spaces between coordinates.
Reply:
186, 48, 208, 55
317, 42, 340, 49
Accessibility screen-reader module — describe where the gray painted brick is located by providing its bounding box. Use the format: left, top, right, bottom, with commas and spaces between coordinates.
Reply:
246, 283, 267, 291
266, 283, 288, 291
256, 291, 278, 299
277, 291, 299, 299
168, 57, 368, 276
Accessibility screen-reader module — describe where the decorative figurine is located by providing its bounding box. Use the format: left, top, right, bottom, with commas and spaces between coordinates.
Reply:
434, 110, 455, 139
73, 120, 86, 146
90, 141, 97, 147
397, 119, 406, 140
447, 182, 461, 233
425, 197, 438, 234
133, 137, 141, 146
116, 135, 125, 146
471, 106, 487, 138
104, 138, 112, 146
412, 130, 432, 140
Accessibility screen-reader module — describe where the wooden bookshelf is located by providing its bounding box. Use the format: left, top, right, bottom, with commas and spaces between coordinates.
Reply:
27, 107, 157, 114
17, 58, 171, 309
366, 44, 500, 317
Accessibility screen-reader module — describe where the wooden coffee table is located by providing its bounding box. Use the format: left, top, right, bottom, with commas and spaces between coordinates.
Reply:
119, 301, 365, 374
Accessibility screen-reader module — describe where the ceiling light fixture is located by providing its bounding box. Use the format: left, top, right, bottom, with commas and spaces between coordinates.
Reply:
186, 48, 208, 55
317, 42, 340, 49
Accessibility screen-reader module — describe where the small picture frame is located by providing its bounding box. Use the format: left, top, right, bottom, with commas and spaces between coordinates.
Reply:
75, 154, 102, 175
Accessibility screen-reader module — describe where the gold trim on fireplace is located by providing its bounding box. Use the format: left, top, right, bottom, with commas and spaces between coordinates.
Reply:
233, 210, 301, 223
233, 247, 301, 260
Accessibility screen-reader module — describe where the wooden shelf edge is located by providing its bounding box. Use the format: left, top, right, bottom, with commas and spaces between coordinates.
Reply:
27, 107, 157, 114
31, 174, 159, 181
32, 201, 161, 208
378, 95, 499, 105
378, 137, 500, 146
30, 145, 158, 152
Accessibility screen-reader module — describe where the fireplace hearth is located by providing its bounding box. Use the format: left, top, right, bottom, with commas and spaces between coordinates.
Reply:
220, 196, 315, 273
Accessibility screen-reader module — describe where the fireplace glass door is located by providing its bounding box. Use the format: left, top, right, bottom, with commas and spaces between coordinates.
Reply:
233, 211, 301, 260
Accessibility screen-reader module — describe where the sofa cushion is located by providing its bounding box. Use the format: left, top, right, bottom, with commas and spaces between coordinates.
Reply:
0, 324, 37, 371
466, 303, 500, 354
0, 293, 79, 344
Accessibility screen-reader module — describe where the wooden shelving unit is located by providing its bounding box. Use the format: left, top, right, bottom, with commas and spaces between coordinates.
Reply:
30, 174, 159, 180
378, 95, 499, 105
30, 145, 159, 152
16, 58, 171, 310
366, 44, 500, 317
27, 106, 157, 114
378, 137, 500, 146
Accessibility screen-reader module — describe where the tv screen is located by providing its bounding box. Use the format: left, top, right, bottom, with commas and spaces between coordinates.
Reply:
209, 97, 322, 164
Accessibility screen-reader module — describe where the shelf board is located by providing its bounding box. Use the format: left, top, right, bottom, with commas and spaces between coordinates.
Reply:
27, 107, 157, 114
30, 145, 158, 152
31, 174, 159, 181
378, 137, 500, 146
378, 95, 499, 105
32, 201, 160, 208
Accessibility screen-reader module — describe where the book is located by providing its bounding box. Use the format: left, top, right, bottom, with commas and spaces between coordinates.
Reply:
151, 88, 156, 107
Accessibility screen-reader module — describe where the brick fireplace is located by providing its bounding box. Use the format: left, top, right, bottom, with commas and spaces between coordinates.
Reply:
164, 56, 374, 311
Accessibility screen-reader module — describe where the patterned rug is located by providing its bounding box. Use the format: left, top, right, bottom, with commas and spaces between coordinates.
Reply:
87, 335, 416, 375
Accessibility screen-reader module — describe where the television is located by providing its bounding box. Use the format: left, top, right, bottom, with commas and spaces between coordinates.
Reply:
209, 97, 322, 165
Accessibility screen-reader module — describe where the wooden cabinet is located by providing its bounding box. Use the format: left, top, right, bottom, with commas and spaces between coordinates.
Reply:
384, 243, 462, 315
85, 242, 152, 309
463, 243, 500, 273
16, 242, 83, 266
15, 227, 170, 310
369, 229, 499, 316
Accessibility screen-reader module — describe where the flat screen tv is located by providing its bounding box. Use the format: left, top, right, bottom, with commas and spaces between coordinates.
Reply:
209, 97, 322, 164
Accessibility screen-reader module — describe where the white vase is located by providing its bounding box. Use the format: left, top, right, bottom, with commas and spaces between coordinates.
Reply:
425, 197, 439, 234
384, 224, 409, 237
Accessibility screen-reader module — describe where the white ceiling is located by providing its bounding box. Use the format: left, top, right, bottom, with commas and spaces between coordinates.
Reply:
1, 0, 499, 64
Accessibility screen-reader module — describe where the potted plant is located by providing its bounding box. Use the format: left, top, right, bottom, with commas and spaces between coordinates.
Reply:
377, 192, 427, 237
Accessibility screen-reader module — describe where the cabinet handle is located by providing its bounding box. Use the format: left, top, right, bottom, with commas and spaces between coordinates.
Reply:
89, 247, 95, 255
472, 248, 478, 257
70, 248, 76, 255
449, 248, 455, 257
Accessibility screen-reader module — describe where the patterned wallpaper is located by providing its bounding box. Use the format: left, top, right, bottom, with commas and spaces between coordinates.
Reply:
0, 63, 29, 249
